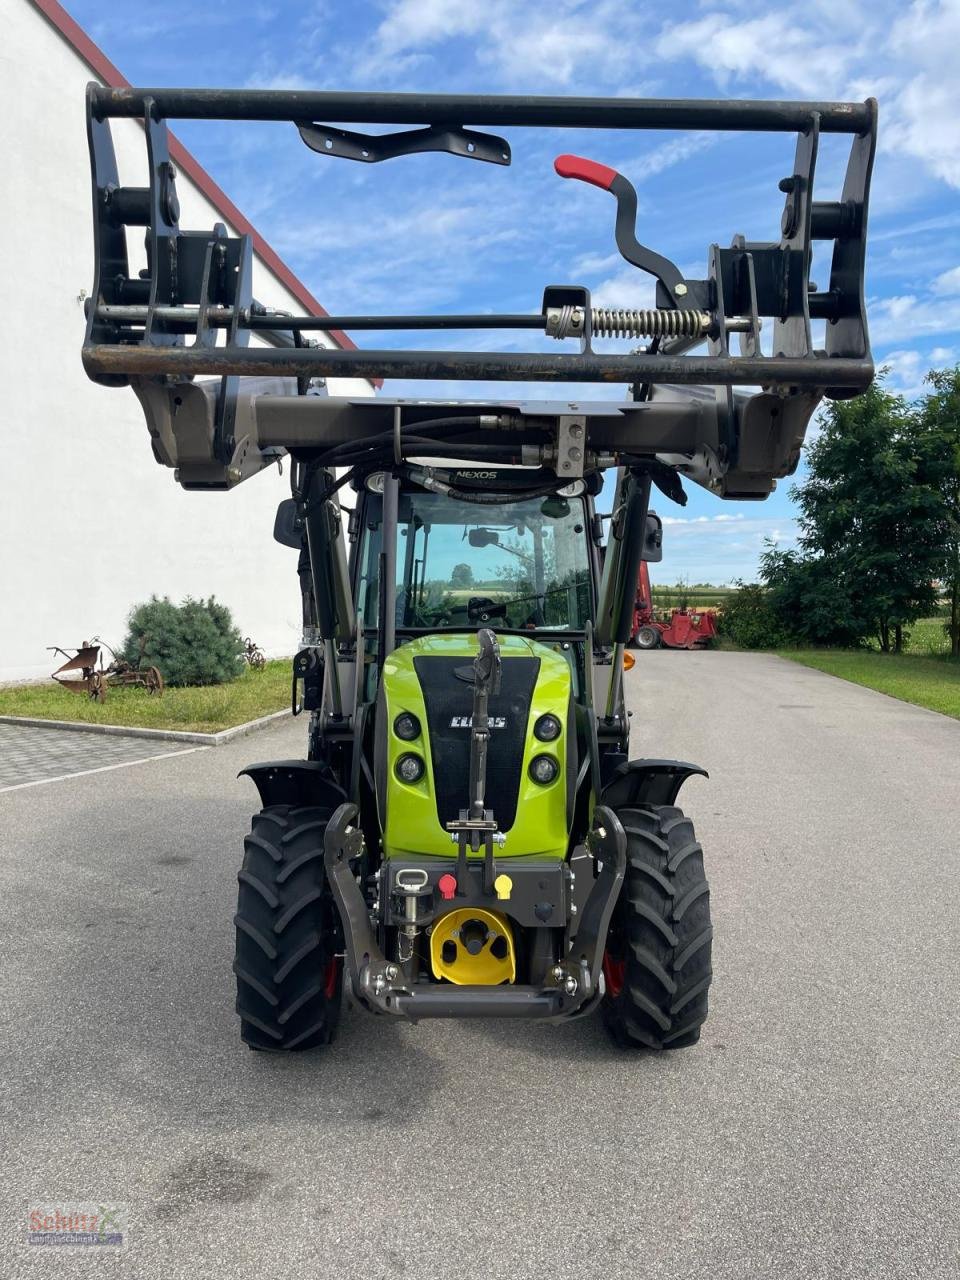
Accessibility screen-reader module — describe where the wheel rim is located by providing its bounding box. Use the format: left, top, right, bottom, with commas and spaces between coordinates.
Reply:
323, 956, 341, 1000
602, 951, 625, 999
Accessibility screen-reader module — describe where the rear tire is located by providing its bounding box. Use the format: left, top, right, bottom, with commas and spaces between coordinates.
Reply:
601, 804, 712, 1049
234, 804, 344, 1051
635, 625, 661, 650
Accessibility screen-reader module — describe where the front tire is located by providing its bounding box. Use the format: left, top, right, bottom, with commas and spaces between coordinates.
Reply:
234, 805, 343, 1051
601, 804, 712, 1049
635, 625, 661, 650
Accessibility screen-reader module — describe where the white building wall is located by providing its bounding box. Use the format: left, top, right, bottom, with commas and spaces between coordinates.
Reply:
0, 0, 373, 682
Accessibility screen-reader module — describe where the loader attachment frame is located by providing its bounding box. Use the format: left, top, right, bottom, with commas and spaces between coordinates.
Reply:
81, 88, 876, 495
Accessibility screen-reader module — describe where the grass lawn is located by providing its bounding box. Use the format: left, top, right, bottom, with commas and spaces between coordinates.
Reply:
0, 661, 290, 734
892, 616, 952, 657
778, 649, 960, 720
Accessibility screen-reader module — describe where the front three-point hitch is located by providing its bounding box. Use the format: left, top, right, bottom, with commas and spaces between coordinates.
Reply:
322, 795, 627, 1021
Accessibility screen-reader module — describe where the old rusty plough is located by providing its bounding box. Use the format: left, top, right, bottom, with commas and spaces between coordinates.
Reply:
49, 638, 163, 700
241, 637, 266, 670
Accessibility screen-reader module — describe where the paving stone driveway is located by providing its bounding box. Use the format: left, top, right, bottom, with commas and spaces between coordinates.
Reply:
0, 722, 198, 790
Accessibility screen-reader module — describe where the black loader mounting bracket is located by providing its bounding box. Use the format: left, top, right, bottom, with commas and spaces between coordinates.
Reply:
81, 88, 876, 496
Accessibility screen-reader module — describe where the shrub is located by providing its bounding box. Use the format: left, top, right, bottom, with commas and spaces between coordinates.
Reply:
717, 583, 792, 649
123, 596, 245, 686
720, 550, 872, 651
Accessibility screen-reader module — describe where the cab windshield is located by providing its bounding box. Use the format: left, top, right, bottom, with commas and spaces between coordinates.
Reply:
357, 490, 593, 632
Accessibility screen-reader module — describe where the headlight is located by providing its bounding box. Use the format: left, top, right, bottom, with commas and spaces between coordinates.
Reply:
364, 471, 386, 493
534, 713, 562, 742
394, 712, 421, 741
395, 753, 425, 784
529, 754, 559, 785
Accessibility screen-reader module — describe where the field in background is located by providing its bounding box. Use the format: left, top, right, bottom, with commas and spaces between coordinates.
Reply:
650, 586, 731, 612
0, 661, 289, 733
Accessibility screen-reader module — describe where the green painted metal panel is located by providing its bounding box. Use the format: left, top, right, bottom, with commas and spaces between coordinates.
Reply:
381, 634, 571, 859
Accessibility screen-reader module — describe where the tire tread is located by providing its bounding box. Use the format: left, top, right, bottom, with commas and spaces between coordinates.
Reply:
602, 803, 712, 1050
234, 804, 342, 1051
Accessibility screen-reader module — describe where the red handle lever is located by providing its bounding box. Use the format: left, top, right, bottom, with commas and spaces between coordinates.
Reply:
554, 153, 618, 192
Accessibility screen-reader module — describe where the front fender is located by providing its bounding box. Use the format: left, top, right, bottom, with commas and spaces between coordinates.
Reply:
600, 758, 707, 808
239, 759, 347, 810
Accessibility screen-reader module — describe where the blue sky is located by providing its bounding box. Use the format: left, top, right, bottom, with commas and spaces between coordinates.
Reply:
68, 0, 960, 584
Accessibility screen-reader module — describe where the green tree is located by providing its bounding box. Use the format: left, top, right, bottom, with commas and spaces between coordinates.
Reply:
790, 379, 944, 652
450, 562, 474, 588
917, 366, 960, 658
759, 544, 864, 647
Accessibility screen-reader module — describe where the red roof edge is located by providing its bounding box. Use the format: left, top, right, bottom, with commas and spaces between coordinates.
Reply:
29, 0, 381, 383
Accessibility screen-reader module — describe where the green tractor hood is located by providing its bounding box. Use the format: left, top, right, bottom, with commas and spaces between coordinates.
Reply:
377, 634, 574, 859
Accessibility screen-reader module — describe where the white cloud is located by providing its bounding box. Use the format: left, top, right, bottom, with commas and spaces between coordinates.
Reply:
649, 512, 799, 582
652, 12, 854, 96
570, 251, 622, 276
629, 133, 718, 181
872, 212, 960, 243
882, 346, 957, 399
374, 0, 487, 50
243, 70, 315, 90
486, 12, 631, 85
589, 268, 657, 310
870, 294, 960, 345
882, 2, 960, 187
650, 2, 960, 192
349, 0, 635, 87
931, 267, 960, 296
663, 513, 745, 527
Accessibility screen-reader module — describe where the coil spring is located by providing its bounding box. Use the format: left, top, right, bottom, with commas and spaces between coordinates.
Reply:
590, 308, 711, 339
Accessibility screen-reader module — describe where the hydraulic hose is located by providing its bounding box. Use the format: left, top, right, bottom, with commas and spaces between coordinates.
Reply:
318, 415, 502, 464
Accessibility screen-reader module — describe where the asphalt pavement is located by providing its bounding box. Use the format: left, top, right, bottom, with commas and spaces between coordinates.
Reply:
1, 651, 958, 1278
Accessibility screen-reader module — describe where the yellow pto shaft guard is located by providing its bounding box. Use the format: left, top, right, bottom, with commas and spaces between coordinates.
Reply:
430, 908, 516, 986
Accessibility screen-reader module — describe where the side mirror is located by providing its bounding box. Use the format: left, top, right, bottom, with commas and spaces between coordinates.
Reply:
642, 512, 663, 562
273, 498, 303, 549
468, 528, 500, 548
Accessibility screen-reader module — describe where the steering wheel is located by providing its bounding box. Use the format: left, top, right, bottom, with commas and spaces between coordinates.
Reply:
467, 596, 508, 624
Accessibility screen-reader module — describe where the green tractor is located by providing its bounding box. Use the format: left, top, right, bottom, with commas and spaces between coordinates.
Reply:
237, 460, 711, 1047
80, 87, 876, 1049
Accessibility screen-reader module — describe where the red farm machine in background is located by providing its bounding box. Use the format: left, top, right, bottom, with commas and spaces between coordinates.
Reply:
630, 562, 718, 650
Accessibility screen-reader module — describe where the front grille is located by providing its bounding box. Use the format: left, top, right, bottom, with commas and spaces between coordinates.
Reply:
413, 655, 540, 831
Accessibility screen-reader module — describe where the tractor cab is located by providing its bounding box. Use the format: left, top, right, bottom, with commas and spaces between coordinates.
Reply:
387, 491, 589, 632
353, 468, 597, 631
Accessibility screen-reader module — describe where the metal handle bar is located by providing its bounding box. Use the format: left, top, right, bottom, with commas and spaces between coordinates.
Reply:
88, 87, 873, 134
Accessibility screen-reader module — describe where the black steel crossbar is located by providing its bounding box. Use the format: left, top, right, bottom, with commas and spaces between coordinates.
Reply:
89, 88, 872, 134
92, 305, 546, 332
83, 343, 872, 388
